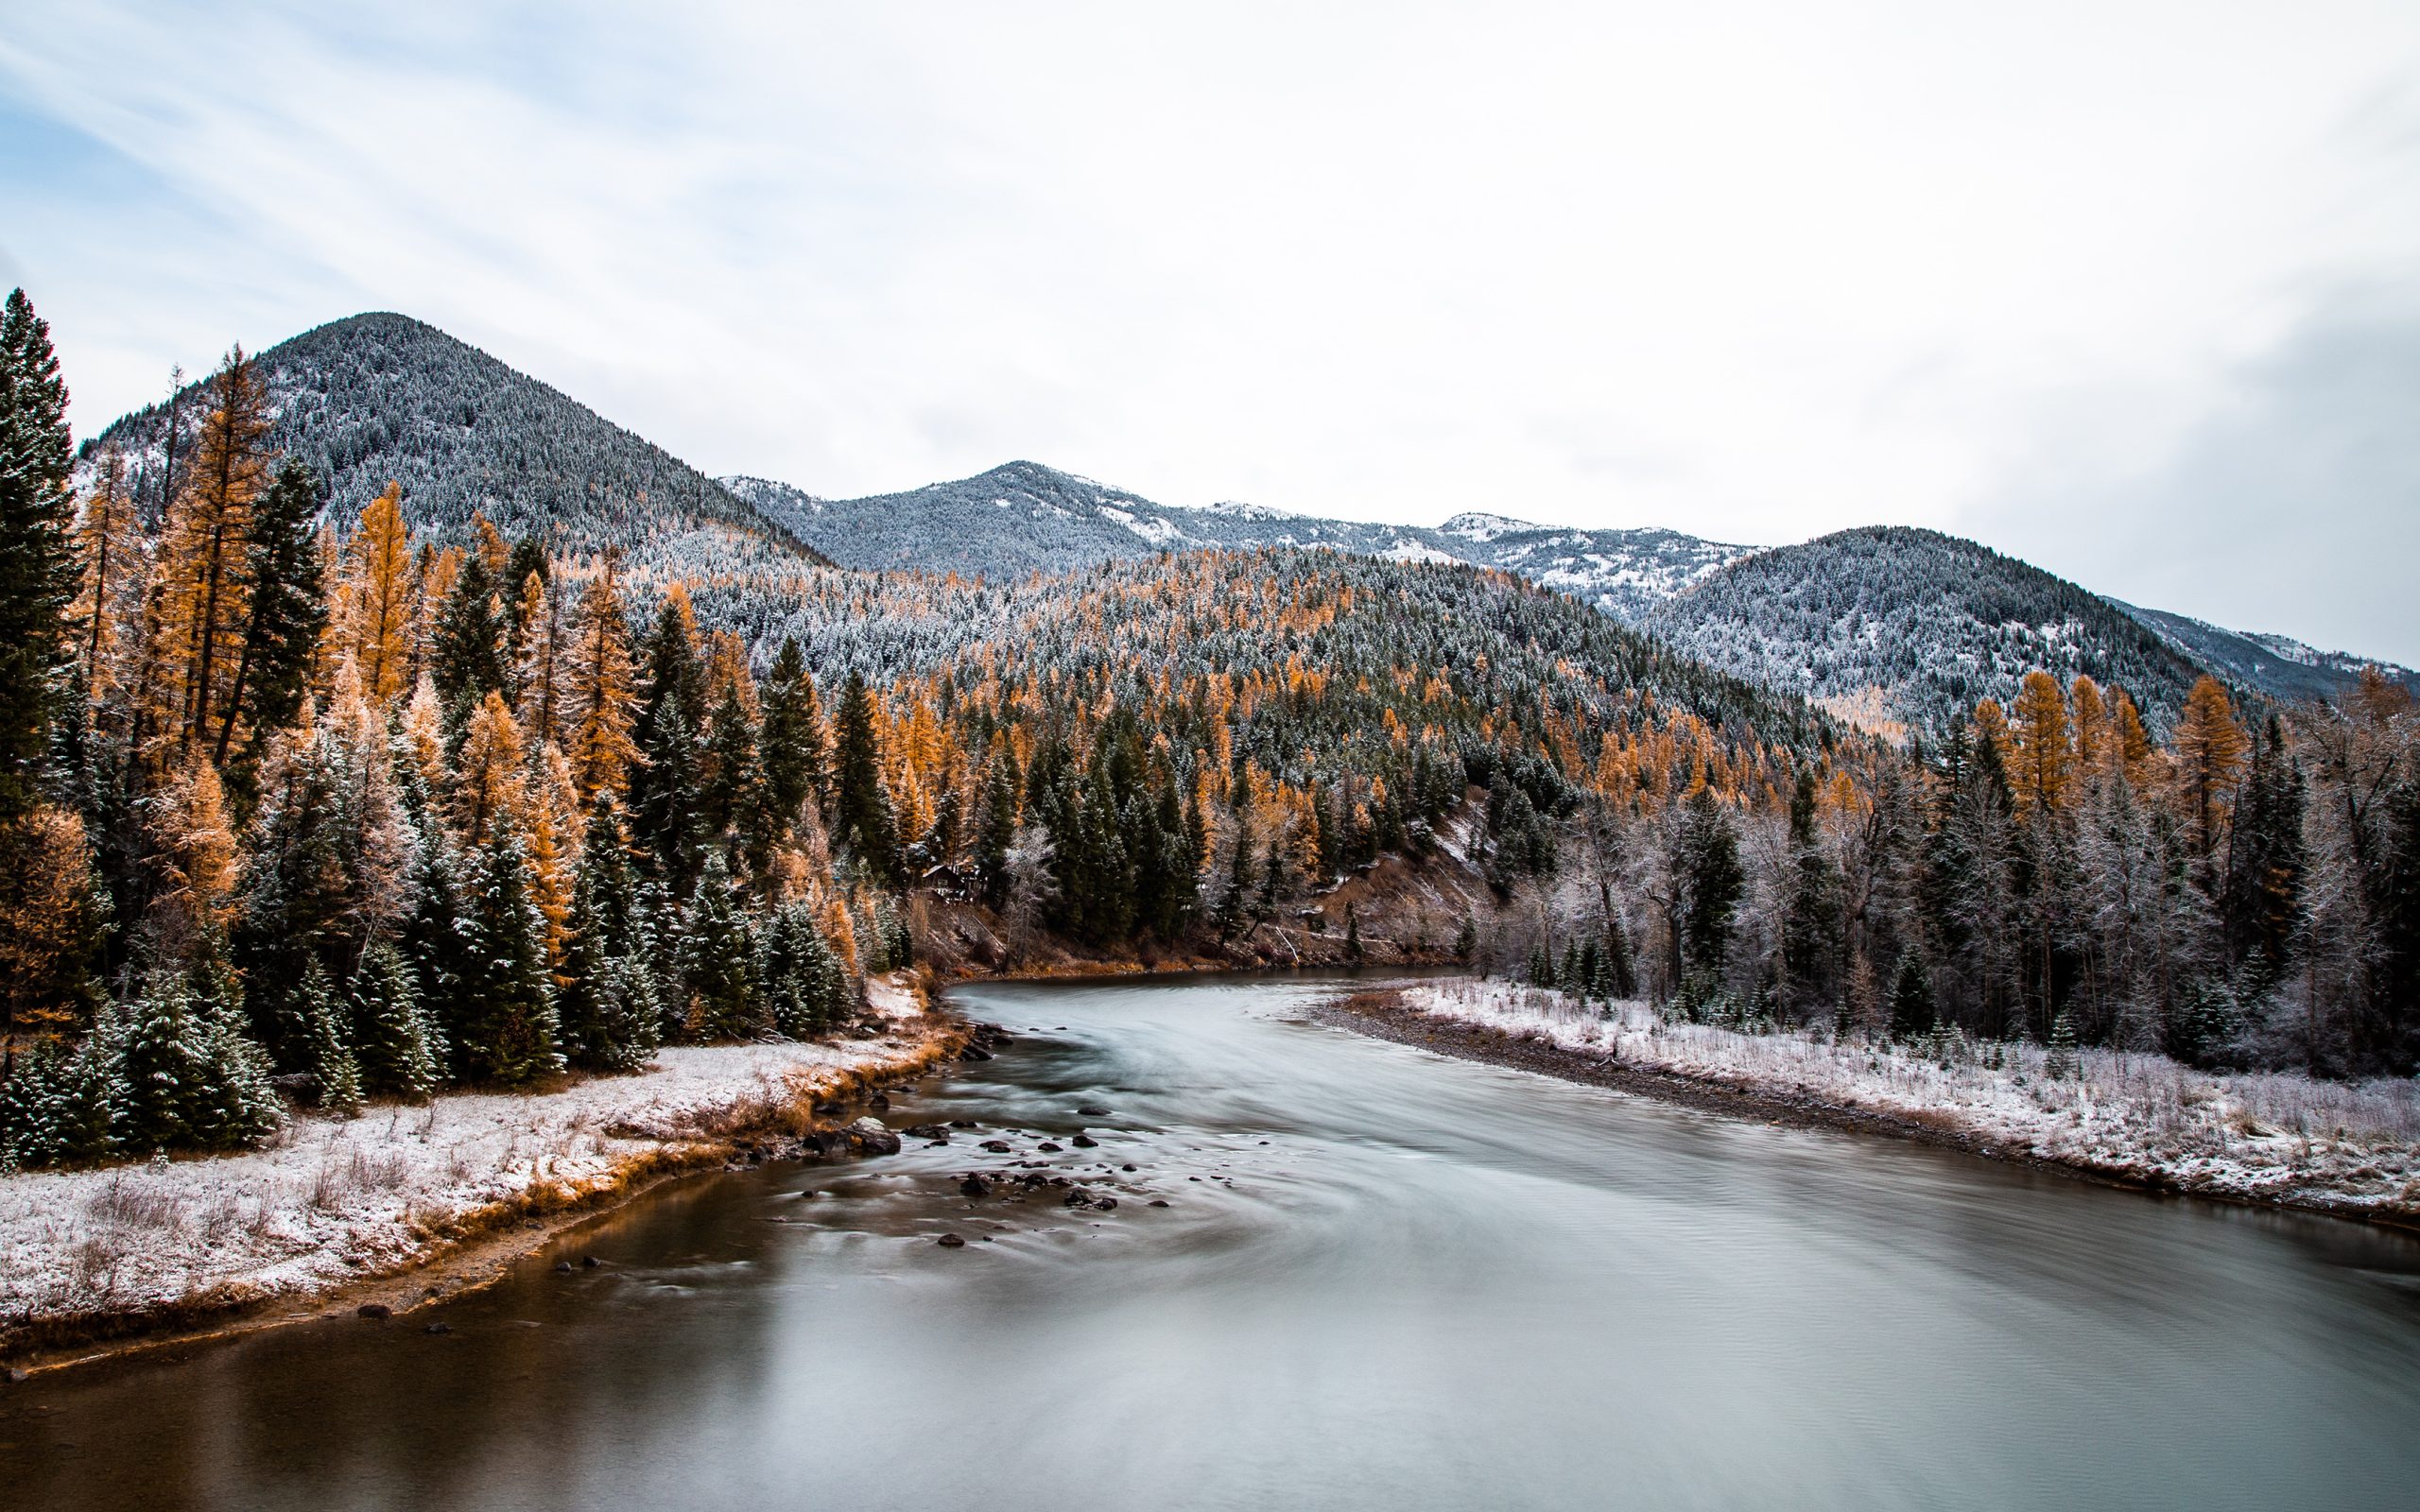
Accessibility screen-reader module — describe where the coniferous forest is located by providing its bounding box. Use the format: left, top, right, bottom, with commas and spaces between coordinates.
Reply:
1, 294, 2416, 1173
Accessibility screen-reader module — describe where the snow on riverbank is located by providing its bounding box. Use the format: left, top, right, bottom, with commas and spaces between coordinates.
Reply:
1389, 980, 2420, 1220
2, 976, 943, 1343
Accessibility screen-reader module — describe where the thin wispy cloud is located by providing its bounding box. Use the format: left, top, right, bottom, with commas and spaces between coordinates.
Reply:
4, 1, 2417, 658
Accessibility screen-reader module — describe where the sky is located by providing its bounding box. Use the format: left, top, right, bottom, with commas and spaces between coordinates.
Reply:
3, 2, 2416, 662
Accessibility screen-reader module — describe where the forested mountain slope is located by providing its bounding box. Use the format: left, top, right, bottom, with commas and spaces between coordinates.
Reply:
2113, 601, 2420, 704
86, 313, 819, 565
727, 463, 1743, 621
1645, 526, 2210, 731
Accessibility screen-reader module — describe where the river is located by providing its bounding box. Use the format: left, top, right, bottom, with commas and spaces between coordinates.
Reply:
11, 975, 2420, 1511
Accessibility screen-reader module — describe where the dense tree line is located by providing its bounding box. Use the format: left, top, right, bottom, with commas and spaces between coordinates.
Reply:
0, 309, 868, 1168
2, 296, 2411, 1171
1512, 668, 2420, 1078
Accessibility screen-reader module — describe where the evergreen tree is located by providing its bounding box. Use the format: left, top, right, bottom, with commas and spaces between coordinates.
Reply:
297, 960, 362, 1115
216, 459, 327, 768
556, 799, 662, 1073
431, 547, 505, 718
831, 670, 900, 882
110, 973, 281, 1153
700, 679, 762, 855
0, 1028, 118, 1167
2221, 714, 2306, 989
1889, 951, 1935, 1038
454, 827, 563, 1085
0, 289, 78, 821
398, 817, 475, 1064
679, 854, 761, 1040
348, 941, 443, 1100
1780, 770, 1842, 1014
757, 636, 824, 826
633, 688, 703, 888
1673, 784, 1743, 987
976, 756, 1019, 907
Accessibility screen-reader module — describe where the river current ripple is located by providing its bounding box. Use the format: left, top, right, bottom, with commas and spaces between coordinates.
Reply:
13, 974, 2420, 1511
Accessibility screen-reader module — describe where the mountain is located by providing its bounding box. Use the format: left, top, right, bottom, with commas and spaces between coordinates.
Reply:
725, 462, 1742, 621
85, 312, 821, 567
2111, 601, 2420, 705
1643, 526, 2212, 732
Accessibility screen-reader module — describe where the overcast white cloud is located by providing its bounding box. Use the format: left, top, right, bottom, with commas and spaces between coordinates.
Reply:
3, 1, 2416, 659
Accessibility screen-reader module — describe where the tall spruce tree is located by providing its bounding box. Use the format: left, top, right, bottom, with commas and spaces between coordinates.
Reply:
454, 827, 562, 1086
432, 548, 505, 720
0, 289, 78, 820
757, 637, 823, 826
216, 460, 327, 769
830, 670, 900, 883
349, 940, 443, 1100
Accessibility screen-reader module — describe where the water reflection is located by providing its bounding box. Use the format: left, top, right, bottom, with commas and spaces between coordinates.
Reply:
11, 975, 2419, 1512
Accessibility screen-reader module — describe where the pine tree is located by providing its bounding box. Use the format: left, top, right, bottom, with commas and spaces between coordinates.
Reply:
975, 755, 1019, 907
679, 854, 761, 1040
231, 730, 351, 1065
757, 637, 824, 828
1673, 783, 1743, 987
700, 679, 762, 855
454, 826, 563, 1086
0, 1028, 118, 1167
348, 940, 443, 1100
431, 547, 505, 720
398, 816, 475, 1061
0, 289, 80, 818
555, 798, 662, 1073
830, 670, 900, 883
215, 459, 326, 767
1217, 826, 1257, 940
297, 960, 362, 1115
1780, 769, 1841, 1013
1889, 951, 1934, 1038
110, 972, 281, 1153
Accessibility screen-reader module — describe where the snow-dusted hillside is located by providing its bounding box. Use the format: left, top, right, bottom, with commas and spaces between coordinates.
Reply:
2114, 601, 2420, 704
87, 313, 819, 565
1646, 526, 2210, 730
727, 461, 1746, 621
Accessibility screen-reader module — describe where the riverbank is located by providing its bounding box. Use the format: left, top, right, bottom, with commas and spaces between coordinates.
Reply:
0, 974, 964, 1368
1318, 979, 2420, 1227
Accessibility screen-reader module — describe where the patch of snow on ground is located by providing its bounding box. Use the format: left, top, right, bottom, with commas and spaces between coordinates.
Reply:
1393, 980, 2420, 1216
2, 991, 936, 1331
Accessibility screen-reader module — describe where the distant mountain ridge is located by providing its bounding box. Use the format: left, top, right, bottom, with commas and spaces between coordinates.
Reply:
735, 462, 2415, 728
77, 309, 2409, 731
725, 461, 1744, 622
86, 313, 821, 566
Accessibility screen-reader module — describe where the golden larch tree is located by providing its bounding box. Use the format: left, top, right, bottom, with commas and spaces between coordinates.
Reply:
341, 483, 413, 703
152, 349, 271, 751
2170, 675, 2250, 856
2008, 670, 2073, 811
563, 566, 641, 802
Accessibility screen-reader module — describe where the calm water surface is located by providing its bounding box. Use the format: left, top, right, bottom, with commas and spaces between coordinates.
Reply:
11, 975, 2420, 1511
